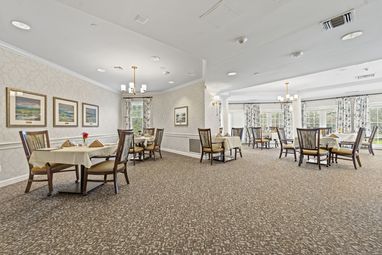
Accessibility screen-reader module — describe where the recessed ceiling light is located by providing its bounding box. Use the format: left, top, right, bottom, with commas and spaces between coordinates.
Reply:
290, 51, 304, 58
168, 81, 175, 84
253, 72, 259, 76
151, 56, 161, 62
236, 36, 248, 44
134, 14, 149, 25
11, 20, 31, 30
227, 72, 237, 76
97, 68, 106, 73
90, 23, 98, 27
163, 71, 170, 75
341, 31, 363, 41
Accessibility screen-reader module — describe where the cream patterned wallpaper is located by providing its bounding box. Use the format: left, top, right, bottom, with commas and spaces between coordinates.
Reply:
0, 45, 120, 182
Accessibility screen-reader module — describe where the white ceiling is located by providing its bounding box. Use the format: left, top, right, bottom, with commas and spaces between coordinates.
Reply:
1, 0, 382, 95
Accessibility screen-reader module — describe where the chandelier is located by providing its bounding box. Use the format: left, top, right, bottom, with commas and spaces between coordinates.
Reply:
120, 66, 147, 95
277, 82, 298, 111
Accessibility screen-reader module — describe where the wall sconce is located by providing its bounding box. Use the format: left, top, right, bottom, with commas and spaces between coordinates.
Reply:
211, 95, 221, 116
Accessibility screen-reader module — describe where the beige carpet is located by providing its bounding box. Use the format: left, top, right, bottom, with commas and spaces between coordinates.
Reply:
0, 147, 381, 254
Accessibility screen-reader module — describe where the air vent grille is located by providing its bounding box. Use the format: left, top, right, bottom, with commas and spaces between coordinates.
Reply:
322, 10, 353, 30
355, 73, 375, 80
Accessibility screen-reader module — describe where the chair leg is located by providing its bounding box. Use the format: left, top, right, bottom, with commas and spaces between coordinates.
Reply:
293, 150, 297, 162
369, 145, 375, 156
210, 153, 213, 165
318, 155, 321, 170
83, 171, 89, 195
239, 148, 242, 158
133, 153, 136, 165
104, 174, 107, 183
279, 148, 283, 159
25, 174, 34, 193
47, 170, 53, 196
200, 152, 204, 163
298, 154, 303, 166
352, 156, 358, 170
234, 148, 237, 160
113, 172, 119, 194
159, 148, 163, 159
123, 166, 129, 185
356, 155, 362, 168
153, 150, 156, 161
75, 165, 79, 183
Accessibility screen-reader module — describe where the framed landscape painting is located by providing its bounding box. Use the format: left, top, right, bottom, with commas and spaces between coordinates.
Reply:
53, 97, 78, 127
6, 87, 47, 127
82, 103, 99, 127
174, 106, 188, 126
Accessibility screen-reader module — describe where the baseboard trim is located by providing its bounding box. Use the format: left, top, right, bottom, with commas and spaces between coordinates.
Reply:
0, 174, 28, 188
161, 148, 200, 159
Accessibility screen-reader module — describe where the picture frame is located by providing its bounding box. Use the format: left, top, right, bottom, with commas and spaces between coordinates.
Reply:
6, 87, 47, 127
82, 103, 99, 127
174, 106, 188, 126
53, 97, 78, 127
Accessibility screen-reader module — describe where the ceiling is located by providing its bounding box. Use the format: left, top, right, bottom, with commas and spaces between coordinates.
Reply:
1, 0, 382, 95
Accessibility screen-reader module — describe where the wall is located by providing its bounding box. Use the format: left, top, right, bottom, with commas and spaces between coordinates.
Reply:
0, 44, 120, 185
152, 81, 206, 156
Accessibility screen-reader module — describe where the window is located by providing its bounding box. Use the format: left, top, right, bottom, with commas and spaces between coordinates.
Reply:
369, 107, 382, 144
271, 112, 283, 128
260, 113, 268, 129
326, 111, 337, 132
130, 100, 143, 134
305, 111, 320, 128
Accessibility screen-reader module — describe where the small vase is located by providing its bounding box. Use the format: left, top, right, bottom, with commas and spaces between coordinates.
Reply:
83, 139, 87, 146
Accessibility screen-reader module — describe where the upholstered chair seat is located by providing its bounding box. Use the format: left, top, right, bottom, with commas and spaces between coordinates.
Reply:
31, 163, 75, 174
86, 160, 125, 174
129, 146, 144, 153
282, 143, 295, 149
302, 149, 329, 155
203, 144, 224, 153
331, 148, 353, 156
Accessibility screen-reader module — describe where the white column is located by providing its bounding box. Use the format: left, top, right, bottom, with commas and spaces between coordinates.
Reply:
220, 95, 230, 135
292, 98, 302, 138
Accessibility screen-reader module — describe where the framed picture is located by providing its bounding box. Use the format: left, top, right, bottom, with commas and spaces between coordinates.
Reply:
174, 106, 188, 126
53, 97, 78, 127
82, 103, 99, 127
6, 87, 47, 127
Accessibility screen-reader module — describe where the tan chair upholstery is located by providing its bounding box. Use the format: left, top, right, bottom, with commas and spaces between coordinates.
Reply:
277, 128, 296, 161
83, 130, 133, 194
331, 128, 365, 169
198, 128, 225, 165
251, 127, 270, 149
297, 128, 329, 170
144, 128, 164, 160
19, 130, 79, 196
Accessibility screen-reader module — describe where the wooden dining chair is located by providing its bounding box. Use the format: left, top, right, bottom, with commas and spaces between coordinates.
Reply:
19, 130, 79, 196
83, 130, 133, 194
198, 128, 224, 165
231, 128, 243, 158
276, 128, 296, 161
144, 128, 164, 160
297, 128, 329, 170
331, 128, 365, 169
319, 127, 332, 137
251, 127, 270, 149
363, 126, 378, 156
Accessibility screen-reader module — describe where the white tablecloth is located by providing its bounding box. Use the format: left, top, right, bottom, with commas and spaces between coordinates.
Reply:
214, 136, 242, 150
29, 145, 118, 168
329, 133, 358, 142
262, 132, 278, 141
134, 136, 155, 147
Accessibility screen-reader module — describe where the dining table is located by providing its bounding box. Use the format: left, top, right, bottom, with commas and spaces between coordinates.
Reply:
29, 144, 117, 194
213, 135, 242, 162
134, 135, 155, 147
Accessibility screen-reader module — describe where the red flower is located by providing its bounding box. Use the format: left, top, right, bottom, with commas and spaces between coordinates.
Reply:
82, 132, 89, 139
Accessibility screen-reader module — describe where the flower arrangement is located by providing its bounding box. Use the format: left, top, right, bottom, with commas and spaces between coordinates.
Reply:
82, 132, 89, 145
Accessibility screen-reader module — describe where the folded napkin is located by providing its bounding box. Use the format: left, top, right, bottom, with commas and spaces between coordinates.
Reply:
61, 140, 75, 148
89, 139, 104, 148
216, 133, 222, 137
329, 134, 339, 138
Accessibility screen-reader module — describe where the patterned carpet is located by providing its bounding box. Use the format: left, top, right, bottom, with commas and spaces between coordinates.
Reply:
0, 147, 381, 254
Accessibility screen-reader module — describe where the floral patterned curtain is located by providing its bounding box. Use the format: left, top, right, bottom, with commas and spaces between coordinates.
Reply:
337, 97, 354, 133
282, 104, 293, 138
123, 99, 132, 129
301, 102, 306, 128
244, 104, 260, 128
143, 98, 153, 128
354, 96, 368, 132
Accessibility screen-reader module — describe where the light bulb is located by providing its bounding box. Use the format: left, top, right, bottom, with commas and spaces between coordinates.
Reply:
294, 94, 298, 99
129, 82, 134, 89
120, 84, 126, 91
141, 84, 147, 90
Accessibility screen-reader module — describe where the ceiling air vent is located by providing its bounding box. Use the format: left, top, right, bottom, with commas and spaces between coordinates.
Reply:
355, 73, 375, 80
322, 10, 354, 30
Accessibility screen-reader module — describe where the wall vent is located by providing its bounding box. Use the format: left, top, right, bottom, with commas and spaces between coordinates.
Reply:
322, 10, 354, 30
189, 139, 201, 153
355, 73, 375, 80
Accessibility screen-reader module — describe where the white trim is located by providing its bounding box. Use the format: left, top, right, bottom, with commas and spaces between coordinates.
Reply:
163, 132, 199, 139
0, 40, 119, 94
160, 79, 203, 93
161, 148, 200, 158
0, 133, 118, 151
0, 174, 29, 188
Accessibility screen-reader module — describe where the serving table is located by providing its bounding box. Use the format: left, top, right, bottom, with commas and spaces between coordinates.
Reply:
29, 144, 117, 194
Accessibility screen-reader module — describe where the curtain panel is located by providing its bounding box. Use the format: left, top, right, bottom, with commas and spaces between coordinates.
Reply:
123, 99, 132, 129
354, 96, 368, 132
244, 104, 260, 128
282, 104, 293, 138
143, 98, 153, 128
337, 96, 368, 133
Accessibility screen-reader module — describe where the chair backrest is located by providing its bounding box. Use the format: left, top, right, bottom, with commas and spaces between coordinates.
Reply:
154, 128, 164, 147
118, 129, 135, 149
19, 130, 50, 161
231, 128, 243, 139
297, 128, 320, 151
319, 127, 332, 137
369, 126, 378, 143
143, 128, 155, 136
353, 127, 366, 153
115, 130, 134, 164
276, 128, 287, 144
251, 127, 262, 140
198, 128, 212, 149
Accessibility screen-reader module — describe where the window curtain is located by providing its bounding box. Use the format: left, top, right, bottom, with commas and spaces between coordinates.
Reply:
244, 104, 260, 128
354, 96, 368, 132
123, 99, 132, 129
301, 102, 306, 128
143, 98, 153, 128
282, 104, 293, 138
336, 98, 352, 133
